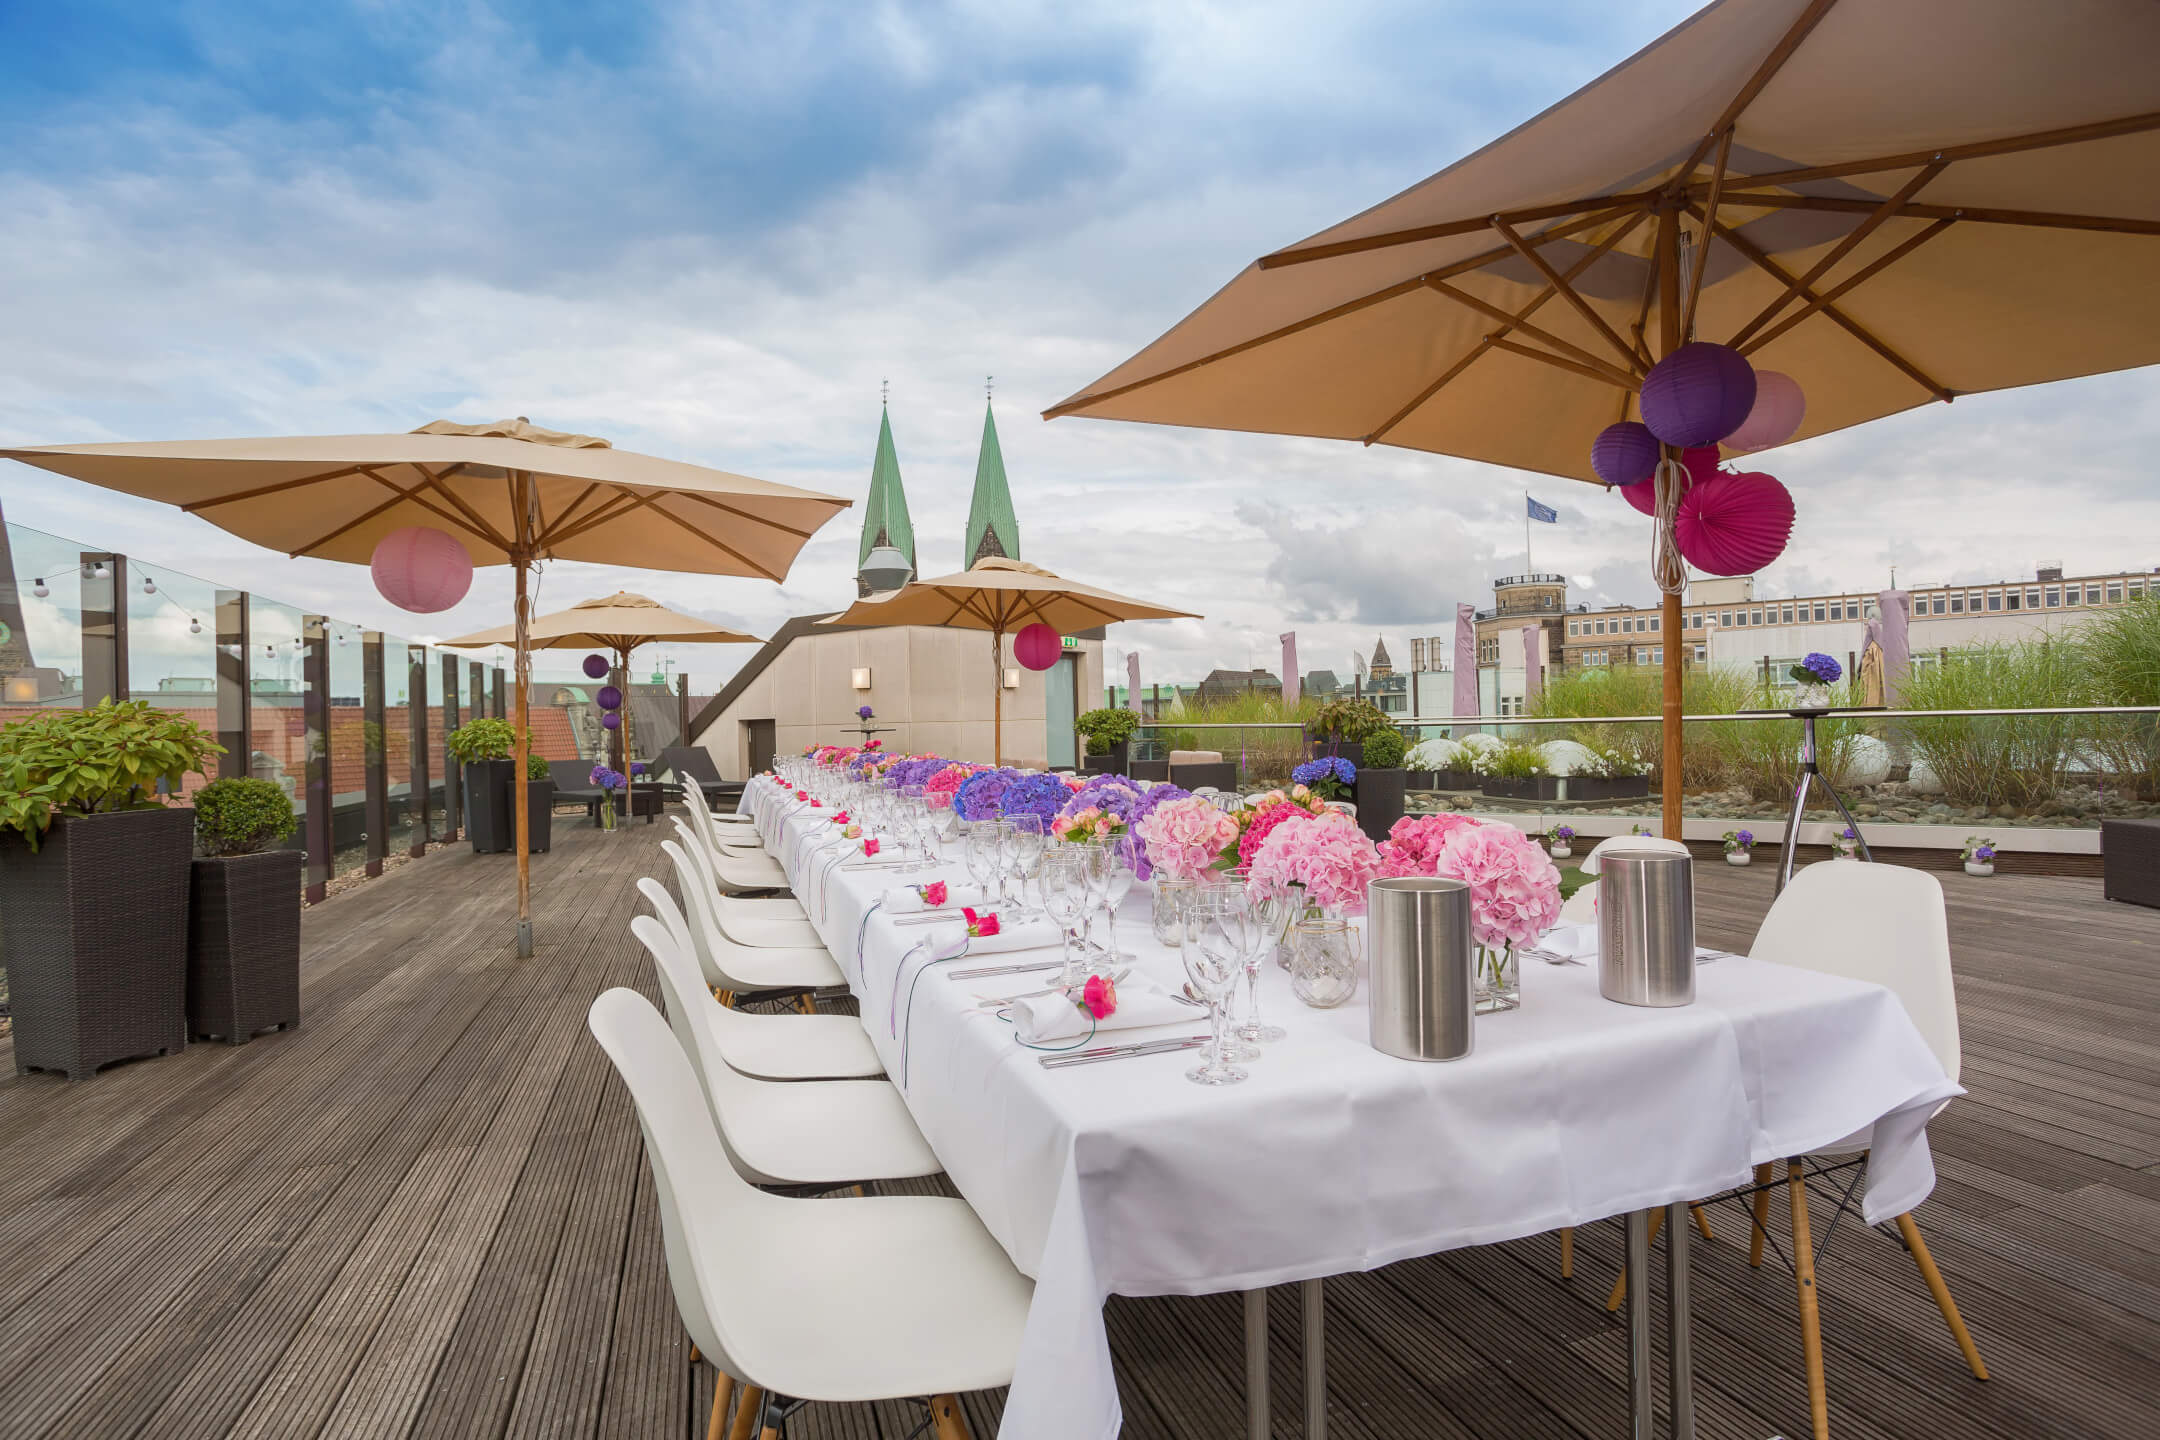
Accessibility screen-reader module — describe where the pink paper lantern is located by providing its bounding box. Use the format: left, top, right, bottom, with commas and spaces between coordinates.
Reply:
369, 526, 473, 613
1674, 471, 1795, 576
1012, 622, 1062, 671
1591, 421, 1659, 486
1639, 342, 1756, 448
1723, 370, 1806, 452
1621, 446, 1722, 516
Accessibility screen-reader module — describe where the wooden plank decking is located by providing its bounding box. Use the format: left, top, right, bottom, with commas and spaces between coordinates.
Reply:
1, 820, 2156, 1439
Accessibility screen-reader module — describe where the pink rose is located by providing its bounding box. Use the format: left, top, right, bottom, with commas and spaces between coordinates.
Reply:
862, 838, 879, 857
1082, 973, 1118, 1019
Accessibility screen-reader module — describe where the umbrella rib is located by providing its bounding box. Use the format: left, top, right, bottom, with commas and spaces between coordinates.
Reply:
643, 497, 785, 582
180, 464, 371, 513
413, 467, 516, 552
1700, 211, 1952, 402
1256, 189, 1663, 270
1679, 125, 1735, 341
1693, 109, 2160, 195
1489, 218, 1650, 372
1701, 0, 1841, 141
543, 482, 605, 543
1488, 337, 1637, 392
283, 469, 447, 558
544, 490, 656, 547
1726, 161, 1947, 350
1425, 278, 1641, 387
1710, 190, 2160, 238
672, 489, 834, 539
1741, 217, 1956, 357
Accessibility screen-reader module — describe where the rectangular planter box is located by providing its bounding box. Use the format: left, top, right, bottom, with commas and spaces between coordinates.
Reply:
188, 849, 303, 1043
0, 806, 194, 1079
1560, 775, 1654, 803
1352, 769, 1407, 844
1479, 775, 1563, 802
1408, 769, 1480, 792
1306, 738, 1366, 768
523, 780, 555, 851
1081, 742, 1130, 776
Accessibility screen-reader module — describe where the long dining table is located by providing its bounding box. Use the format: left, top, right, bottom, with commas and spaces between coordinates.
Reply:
743, 776, 1959, 1440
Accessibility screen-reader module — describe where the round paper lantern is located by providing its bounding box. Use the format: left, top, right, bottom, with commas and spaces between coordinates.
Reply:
1621, 446, 1722, 516
596, 684, 623, 711
1674, 471, 1795, 576
369, 526, 473, 613
1591, 422, 1659, 486
1639, 342, 1756, 448
582, 653, 610, 680
1012, 622, 1062, 672
1723, 370, 1806, 453
600, 710, 621, 731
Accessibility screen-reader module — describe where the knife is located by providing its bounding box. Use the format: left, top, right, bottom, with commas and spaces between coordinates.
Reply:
1039, 1036, 1212, 1069
947, 960, 1063, 981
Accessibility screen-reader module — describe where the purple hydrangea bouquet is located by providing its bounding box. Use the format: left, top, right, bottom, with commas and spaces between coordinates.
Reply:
1962, 835, 1997, 876
1789, 651, 1842, 708
1723, 828, 1754, 865
1290, 754, 1357, 801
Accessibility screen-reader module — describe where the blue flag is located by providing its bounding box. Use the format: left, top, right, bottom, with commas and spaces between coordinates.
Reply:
1527, 495, 1558, 523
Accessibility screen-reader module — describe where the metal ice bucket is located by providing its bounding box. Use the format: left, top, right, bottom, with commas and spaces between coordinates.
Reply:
1597, 848, 1696, 1007
1366, 876, 1475, 1061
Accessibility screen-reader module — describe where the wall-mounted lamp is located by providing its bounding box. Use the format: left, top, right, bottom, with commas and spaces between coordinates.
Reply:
1003, 668, 1020, 689
850, 667, 872, 690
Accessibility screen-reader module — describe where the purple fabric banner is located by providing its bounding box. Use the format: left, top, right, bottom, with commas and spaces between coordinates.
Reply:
1877, 589, 1912, 707
1522, 624, 1543, 707
1452, 603, 1478, 717
1126, 651, 1142, 714
1280, 632, 1299, 710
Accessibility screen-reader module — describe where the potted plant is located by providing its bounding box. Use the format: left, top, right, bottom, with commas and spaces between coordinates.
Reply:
1962, 835, 1996, 877
449, 718, 517, 853
1562, 745, 1654, 803
1789, 652, 1843, 710
524, 752, 555, 851
1291, 754, 1357, 802
1833, 824, 1862, 859
0, 700, 221, 1079
187, 777, 302, 1043
1723, 828, 1754, 866
1350, 727, 1407, 842
591, 763, 627, 830
1476, 740, 1559, 801
1075, 707, 1140, 774
1307, 697, 1390, 766
1547, 824, 1576, 859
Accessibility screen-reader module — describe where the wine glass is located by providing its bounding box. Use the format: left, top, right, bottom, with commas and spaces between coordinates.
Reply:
1083, 839, 1135, 962
1180, 888, 1248, 1086
963, 819, 1002, 902
1006, 814, 1046, 914
1041, 849, 1092, 990
1225, 868, 1287, 1045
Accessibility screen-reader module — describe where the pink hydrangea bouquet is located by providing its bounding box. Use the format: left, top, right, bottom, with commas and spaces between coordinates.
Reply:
1376, 812, 1483, 879
1432, 822, 1562, 952
923, 763, 975, 804
1247, 810, 1381, 916
1051, 805, 1127, 842
1135, 796, 1240, 882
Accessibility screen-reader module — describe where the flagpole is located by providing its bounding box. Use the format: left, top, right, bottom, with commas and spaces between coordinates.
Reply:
1525, 489, 1533, 574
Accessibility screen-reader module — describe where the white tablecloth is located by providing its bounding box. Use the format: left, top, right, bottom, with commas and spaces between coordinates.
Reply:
744, 778, 1959, 1440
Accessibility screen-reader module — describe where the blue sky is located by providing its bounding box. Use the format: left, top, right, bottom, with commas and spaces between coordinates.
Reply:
4, 0, 2156, 689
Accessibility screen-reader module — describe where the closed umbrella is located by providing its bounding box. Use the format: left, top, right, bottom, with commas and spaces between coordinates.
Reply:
444, 590, 760, 822
819, 558, 1196, 765
0, 419, 846, 953
1047, 0, 2160, 837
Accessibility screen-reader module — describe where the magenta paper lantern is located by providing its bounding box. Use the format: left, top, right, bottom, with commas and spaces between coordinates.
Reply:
1621, 446, 1722, 516
1675, 471, 1795, 576
1723, 370, 1806, 452
600, 710, 622, 731
1012, 622, 1062, 671
596, 684, 623, 710
1591, 421, 1660, 486
1639, 342, 1756, 448
582, 653, 610, 679
369, 526, 472, 613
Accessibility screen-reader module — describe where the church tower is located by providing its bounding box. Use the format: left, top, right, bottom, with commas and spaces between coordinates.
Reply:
963, 396, 1021, 569
1368, 636, 1394, 678
856, 399, 918, 597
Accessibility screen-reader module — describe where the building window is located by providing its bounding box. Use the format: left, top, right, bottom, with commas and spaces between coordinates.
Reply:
1568, 619, 1579, 636
2109, 582, 2124, 604
2006, 590, 2020, 610
1649, 616, 1659, 632
1650, 648, 1662, 664
1988, 591, 2003, 611
1751, 609, 1763, 625
1694, 645, 1707, 663
2025, 587, 2040, 609
2132, 582, 2146, 601
1779, 604, 1791, 624
1969, 590, 1983, 611
2045, 586, 2060, 607
1950, 594, 1964, 613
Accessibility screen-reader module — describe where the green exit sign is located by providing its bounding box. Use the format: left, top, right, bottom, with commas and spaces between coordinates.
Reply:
1061, 635, 1081, 650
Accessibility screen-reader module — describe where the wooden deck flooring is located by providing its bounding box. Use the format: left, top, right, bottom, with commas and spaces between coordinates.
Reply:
1, 820, 2156, 1439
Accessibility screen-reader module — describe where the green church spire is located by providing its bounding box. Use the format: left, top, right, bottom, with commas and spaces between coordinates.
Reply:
964, 396, 1020, 568
857, 401, 917, 596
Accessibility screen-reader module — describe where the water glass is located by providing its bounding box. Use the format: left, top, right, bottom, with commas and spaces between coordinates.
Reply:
1007, 814, 1046, 913
1041, 849, 1092, 990
1180, 889, 1248, 1086
1227, 868, 1287, 1044
963, 821, 1003, 899
1151, 877, 1199, 949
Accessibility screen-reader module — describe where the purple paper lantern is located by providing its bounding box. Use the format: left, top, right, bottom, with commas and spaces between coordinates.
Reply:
600, 710, 621, 731
582, 653, 609, 679
1591, 421, 1660, 486
597, 684, 623, 710
1640, 342, 1756, 448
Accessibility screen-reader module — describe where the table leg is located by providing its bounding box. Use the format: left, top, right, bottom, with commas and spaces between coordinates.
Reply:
1244, 1289, 1269, 1440
1777, 768, 1813, 896
1303, 1277, 1325, 1440
1627, 1210, 1653, 1440
1666, 1200, 1695, 1439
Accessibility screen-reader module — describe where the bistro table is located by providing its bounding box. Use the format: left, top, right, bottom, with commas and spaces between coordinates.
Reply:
745, 777, 1959, 1440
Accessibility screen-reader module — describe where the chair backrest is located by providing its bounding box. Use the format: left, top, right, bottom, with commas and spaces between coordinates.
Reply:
586, 988, 768, 1383
636, 875, 698, 970
1167, 749, 1223, 766
633, 913, 763, 1119
1170, 761, 1238, 793
663, 745, 725, 786
1559, 880, 1597, 924
1748, 862, 1962, 1082
660, 837, 735, 988
1579, 834, 1688, 875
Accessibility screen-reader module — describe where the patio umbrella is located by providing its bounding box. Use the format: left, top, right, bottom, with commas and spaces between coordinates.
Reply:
1045, 0, 2160, 836
443, 590, 760, 819
0, 418, 846, 954
818, 557, 1196, 765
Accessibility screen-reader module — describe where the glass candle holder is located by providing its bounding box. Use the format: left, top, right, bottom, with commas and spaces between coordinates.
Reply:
1289, 918, 1359, 1008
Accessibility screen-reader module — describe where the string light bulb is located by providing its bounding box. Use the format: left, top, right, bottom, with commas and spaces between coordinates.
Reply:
31, 578, 47, 598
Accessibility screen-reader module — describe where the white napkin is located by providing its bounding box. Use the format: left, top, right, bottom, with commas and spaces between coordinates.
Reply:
883, 881, 990, 914
1537, 922, 1599, 962
1009, 977, 1196, 1044
920, 915, 1063, 956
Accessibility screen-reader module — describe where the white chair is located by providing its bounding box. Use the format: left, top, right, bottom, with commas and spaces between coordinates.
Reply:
1744, 861, 1987, 1436
685, 789, 766, 854
676, 813, 796, 895
672, 820, 819, 938
1559, 834, 1691, 923
587, 989, 1030, 1440
637, 880, 882, 1080
661, 840, 844, 997
634, 915, 938, 1187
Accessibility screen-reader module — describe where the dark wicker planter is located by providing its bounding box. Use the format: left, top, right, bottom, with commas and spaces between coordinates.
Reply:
0, 806, 194, 1079
2103, 818, 2160, 909
187, 849, 303, 1043
1479, 775, 1563, 802
1081, 741, 1130, 776
1307, 738, 1366, 768
1127, 759, 1171, 783
464, 759, 516, 853
1408, 769, 1480, 791
525, 781, 555, 850
1352, 769, 1407, 843
1561, 775, 1654, 803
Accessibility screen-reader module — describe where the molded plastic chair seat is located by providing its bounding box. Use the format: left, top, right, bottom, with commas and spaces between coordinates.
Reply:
663, 839, 844, 993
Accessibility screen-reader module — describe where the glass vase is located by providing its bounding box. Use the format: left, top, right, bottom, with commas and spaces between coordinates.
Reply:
1152, 878, 1198, 949
1476, 943, 1519, 1014
1276, 894, 1330, 970
1289, 918, 1359, 1008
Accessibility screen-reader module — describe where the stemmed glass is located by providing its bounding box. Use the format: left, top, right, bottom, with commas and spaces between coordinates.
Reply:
1225, 868, 1287, 1045
1180, 888, 1249, 1086
964, 820, 1004, 906
1006, 814, 1046, 915
1042, 849, 1092, 990
1081, 840, 1134, 962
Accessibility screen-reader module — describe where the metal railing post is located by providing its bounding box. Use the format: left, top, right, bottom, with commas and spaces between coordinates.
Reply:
443, 654, 463, 841
408, 644, 430, 857
362, 631, 387, 877
302, 615, 331, 903
80, 552, 126, 704
215, 589, 251, 779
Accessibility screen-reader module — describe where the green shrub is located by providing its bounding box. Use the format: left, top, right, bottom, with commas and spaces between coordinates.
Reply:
1479, 740, 1549, 779
527, 753, 552, 780
447, 718, 519, 765
1075, 707, 1140, 755
1310, 697, 1392, 743
2079, 595, 2160, 799
1362, 727, 1407, 769
0, 700, 223, 850
193, 777, 298, 857
1901, 641, 2085, 808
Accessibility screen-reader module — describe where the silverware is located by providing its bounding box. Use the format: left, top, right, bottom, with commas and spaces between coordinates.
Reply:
947, 960, 1063, 981
894, 913, 969, 926
1039, 1036, 1211, 1069
1695, 947, 1735, 963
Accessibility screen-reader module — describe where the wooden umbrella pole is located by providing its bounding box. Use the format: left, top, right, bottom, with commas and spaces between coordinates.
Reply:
513, 531, 534, 958
1655, 203, 1685, 843
619, 645, 634, 823
992, 627, 1005, 767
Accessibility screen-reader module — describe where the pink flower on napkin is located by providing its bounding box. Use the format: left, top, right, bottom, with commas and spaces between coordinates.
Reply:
862, 838, 880, 857
921, 880, 948, 907
1081, 973, 1118, 1019
831, 811, 851, 824
963, 907, 1000, 938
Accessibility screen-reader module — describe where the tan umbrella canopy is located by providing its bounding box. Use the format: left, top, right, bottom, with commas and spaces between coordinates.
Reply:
821, 558, 1197, 765
0, 418, 846, 954
1046, 0, 2160, 837
444, 591, 761, 815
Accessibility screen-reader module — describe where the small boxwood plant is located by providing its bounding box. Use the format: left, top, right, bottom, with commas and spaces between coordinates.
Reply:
0, 700, 223, 850
193, 777, 298, 857
1361, 727, 1407, 769
1075, 707, 1140, 756
527, 753, 552, 780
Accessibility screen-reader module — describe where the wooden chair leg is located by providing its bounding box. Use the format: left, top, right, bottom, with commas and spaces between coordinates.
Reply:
1559, 1226, 1574, 1279
1692, 1203, 1715, 1241
796, 993, 817, 1015
1895, 1212, 1989, 1381
705, 1372, 733, 1440
726, 1384, 764, 1440
1749, 1162, 1774, 1267
1789, 1162, 1829, 1440
1607, 1207, 1664, 1311
929, 1393, 974, 1439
